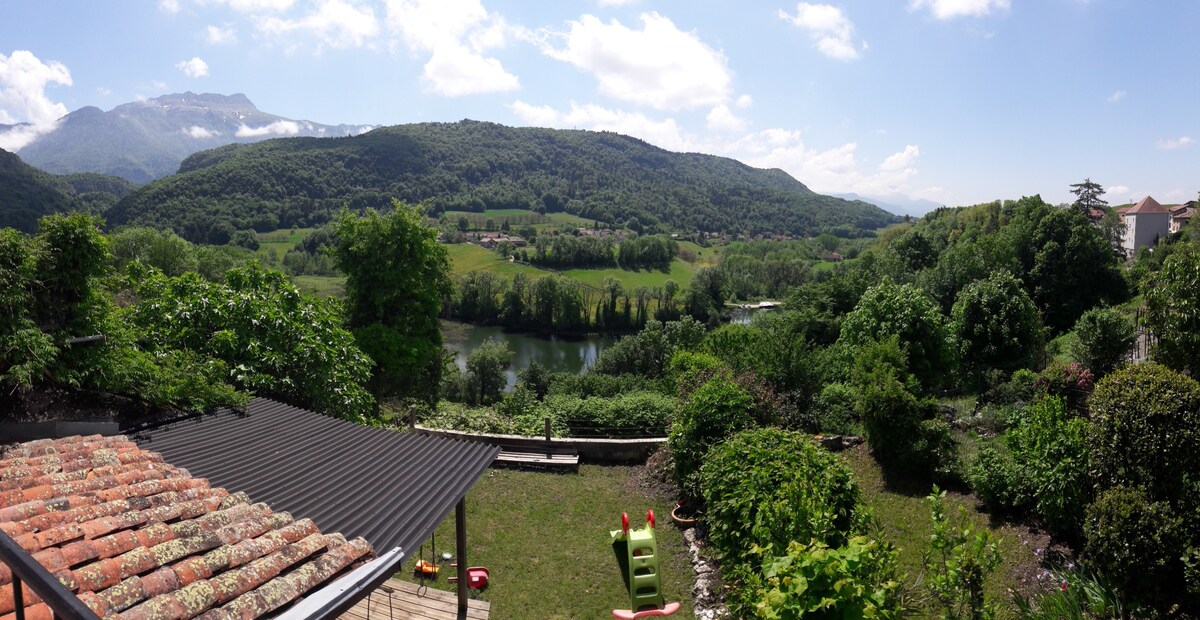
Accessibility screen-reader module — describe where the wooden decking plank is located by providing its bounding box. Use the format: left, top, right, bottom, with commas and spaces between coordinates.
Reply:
340, 579, 489, 620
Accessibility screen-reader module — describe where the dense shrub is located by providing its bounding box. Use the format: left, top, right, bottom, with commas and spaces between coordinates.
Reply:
1034, 361, 1093, 413
1146, 244, 1200, 373
542, 391, 675, 437
950, 270, 1043, 386
1068, 307, 1135, 378
546, 372, 668, 399
591, 317, 705, 378
754, 537, 902, 620
669, 377, 756, 500
852, 338, 956, 477
700, 428, 865, 616
968, 397, 1090, 539
665, 350, 726, 395
967, 445, 1021, 513
839, 278, 955, 390
978, 368, 1037, 408
810, 382, 860, 435
1083, 486, 1185, 607
1089, 363, 1200, 505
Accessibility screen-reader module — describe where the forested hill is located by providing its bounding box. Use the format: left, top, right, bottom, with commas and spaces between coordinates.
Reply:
0, 149, 135, 232
107, 120, 898, 243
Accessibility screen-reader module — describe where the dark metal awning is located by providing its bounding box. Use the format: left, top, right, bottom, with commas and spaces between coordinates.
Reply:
130, 398, 499, 557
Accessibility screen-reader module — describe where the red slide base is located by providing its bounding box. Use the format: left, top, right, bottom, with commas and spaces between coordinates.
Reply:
612, 602, 681, 619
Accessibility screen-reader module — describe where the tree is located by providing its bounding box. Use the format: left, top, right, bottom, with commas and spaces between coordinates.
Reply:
1069, 307, 1135, 378
466, 338, 512, 405
331, 201, 452, 403
839, 278, 954, 391
1146, 245, 1200, 373
1068, 178, 1108, 217
127, 263, 373, 420
950, 270, 1042, 384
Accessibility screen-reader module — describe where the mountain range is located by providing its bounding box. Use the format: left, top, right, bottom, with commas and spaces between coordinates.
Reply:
832, 192, 944, 218
9, 92, 370, 183
106, 120, 897, 243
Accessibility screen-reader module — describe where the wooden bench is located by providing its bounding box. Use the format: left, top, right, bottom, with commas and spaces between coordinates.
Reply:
493, 444, 579, 472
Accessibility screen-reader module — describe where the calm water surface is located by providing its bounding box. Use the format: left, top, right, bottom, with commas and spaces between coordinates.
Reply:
444, 322, 615, 390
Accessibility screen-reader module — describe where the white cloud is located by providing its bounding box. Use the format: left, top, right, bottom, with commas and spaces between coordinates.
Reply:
424, 45, 519, 95
183, 125, 220, 138
176, 57, 210, 78
386, 0, 490, 52
206, 25, 238, 45
742, 136, 924, 197
509, 98, 925, 199
0, 50, 71, 150
735, 94, 753, 109
778, 3, 863, 61
1106, 184, 1131, 200
258, 0, 379, 49
706, 104, 746, 132
510, 100, 694, 152
1156, 136, 1194, 150
160, 0, 181, 13
385, 0, 519, 96
1107, 89, 1125, 103
0, 50, 72, 126
96, 86, 112, 96
909, 0, 1010, 19
209, 0, 295, 12
879, 145, 920, 172
538, 12, 731, 111
236, 119, 300, 137
151, 80, 168, 90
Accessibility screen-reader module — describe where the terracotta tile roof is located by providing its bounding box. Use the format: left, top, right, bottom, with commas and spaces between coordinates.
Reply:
0, 435, 374, 620
1126, 195, 1170, 215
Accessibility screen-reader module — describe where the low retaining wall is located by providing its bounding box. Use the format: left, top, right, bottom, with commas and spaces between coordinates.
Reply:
413, 425, 665, 464
0, 421, 121, 443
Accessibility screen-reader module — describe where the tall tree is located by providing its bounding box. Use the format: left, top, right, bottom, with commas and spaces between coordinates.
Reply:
1069, 178, 1108, 216
331, 201, 451, 403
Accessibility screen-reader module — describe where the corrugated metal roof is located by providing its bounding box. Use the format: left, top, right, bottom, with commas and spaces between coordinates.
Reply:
129, 398, 498, 556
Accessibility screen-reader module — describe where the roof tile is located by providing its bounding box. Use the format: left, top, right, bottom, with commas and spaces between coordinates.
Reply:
0, 435, 376, 620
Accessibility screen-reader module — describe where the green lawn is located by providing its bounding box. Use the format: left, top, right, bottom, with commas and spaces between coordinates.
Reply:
255, 227, 314, 261
447, 243, 698, 290
292, 275, 345, 298
401, 465, 695, 620
839, 445, 1043, 610
446, 244, 551, 280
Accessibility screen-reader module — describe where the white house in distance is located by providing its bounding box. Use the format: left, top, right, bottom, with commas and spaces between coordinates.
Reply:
1120, 196, 1171, 257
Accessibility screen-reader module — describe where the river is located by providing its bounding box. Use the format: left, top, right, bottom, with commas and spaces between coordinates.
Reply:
443, 321, 616, 390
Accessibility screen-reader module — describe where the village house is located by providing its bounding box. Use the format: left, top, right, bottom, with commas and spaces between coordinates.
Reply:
1169, 201, 1196, 234
474, 231, 527, 249
1120, 196, 1171, 257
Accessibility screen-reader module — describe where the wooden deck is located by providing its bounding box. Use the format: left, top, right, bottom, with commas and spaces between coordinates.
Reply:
341, 578, 490, 620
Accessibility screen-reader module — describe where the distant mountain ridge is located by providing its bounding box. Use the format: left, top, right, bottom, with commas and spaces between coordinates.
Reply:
832, 192, 944, 218
108, 119, 898, 243
12, 92, 369, 183
0, 148, 135, 232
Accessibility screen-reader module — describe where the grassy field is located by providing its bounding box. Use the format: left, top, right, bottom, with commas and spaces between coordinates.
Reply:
292, 275, 345, 298
446, 243, 699, 290
839, 444, 1045, 610
442, 209, 597, 232
401, 465, 694, 620
255, 227, 313, 261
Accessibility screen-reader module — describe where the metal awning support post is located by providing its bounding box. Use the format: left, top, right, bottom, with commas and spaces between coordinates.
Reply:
456, 497, 467, 619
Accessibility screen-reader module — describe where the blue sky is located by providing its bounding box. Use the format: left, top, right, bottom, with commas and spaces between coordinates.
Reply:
0, 0, 1197, 207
